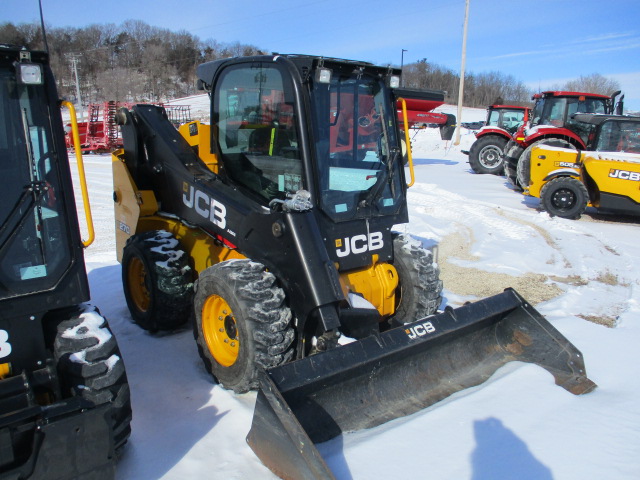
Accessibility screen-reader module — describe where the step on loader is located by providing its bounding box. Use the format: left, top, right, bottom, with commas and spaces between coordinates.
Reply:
111, 54, 596, 478
0, 45, 131, 479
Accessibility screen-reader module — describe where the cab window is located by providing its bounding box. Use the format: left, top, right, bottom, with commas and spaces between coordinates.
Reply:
213, 63, 303, 203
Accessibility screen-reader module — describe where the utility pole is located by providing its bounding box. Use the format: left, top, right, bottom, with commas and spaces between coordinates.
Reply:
68, 54, 83, 121
401, 49, 408, 87
454, 0, 470, 146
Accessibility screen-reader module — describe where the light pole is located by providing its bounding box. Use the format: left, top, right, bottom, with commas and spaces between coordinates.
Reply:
401, 49, 407, 87
454, 0, 470, 145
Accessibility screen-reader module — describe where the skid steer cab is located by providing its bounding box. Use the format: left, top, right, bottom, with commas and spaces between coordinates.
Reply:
526, 113, 640, 219
112, 54, 596, 479
0, 45, 131, 479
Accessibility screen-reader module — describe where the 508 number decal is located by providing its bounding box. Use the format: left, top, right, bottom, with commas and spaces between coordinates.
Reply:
0, 330, 12, 358
405, 321, 436, 339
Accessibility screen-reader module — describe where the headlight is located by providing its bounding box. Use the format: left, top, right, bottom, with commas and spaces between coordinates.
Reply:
18, 63, 43, 85
388, 75, 400, 89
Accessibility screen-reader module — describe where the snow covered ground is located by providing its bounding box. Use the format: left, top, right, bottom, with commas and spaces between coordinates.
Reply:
71, 105, 640, 479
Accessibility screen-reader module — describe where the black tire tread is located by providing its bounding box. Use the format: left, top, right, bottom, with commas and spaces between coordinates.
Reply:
194, 260, 294, 393
389, 234, 443, 327
540, 176, 588, 219
54, 305, 132, 452
122, 230, 193, 331
468, 135, 508, 174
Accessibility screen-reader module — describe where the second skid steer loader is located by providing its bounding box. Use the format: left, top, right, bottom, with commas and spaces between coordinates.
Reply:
112, 54, 596, 479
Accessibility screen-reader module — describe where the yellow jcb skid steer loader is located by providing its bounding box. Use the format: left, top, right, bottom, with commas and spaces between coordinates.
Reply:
111, 54, 595, 479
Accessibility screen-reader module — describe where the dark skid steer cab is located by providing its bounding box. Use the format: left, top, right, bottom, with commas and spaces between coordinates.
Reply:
112, 54, 596, 479
0, 45, 131, 479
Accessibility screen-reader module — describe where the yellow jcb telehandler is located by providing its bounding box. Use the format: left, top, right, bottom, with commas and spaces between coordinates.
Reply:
526, 113, 640, 219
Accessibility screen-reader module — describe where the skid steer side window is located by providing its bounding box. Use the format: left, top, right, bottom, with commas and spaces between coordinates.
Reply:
0, 68, 72, 300
213, 64, 304, 203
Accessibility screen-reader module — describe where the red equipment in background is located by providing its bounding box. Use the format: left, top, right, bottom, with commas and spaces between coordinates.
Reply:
394, 87, 456, 140
66, 101, 191, 152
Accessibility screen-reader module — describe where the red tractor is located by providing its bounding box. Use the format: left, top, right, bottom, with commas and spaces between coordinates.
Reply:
503, 90, 623, 189
465, 104, 530, 174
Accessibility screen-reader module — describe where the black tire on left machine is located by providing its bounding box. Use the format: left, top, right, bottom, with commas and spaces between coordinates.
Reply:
53, 305, 133, 453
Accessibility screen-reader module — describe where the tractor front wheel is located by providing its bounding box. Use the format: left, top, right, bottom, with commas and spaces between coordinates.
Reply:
122, 230, 193, 331
540, 177, 588, 219
193, 260, 295, 393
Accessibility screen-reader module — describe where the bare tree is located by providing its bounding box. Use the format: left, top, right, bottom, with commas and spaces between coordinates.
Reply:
562, 74, 621, 96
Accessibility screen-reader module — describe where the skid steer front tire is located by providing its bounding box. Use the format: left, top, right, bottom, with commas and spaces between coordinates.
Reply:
122, 230, 193, 331
193, 260, 295, 393
54, 305, 132, 453
388, 234, 443, 328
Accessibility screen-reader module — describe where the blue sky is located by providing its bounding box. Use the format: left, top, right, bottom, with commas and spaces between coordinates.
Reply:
4, 0, 640, 110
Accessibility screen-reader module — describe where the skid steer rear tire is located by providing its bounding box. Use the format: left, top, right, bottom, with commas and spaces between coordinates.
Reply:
122, 230, 193, 331
388, 234, 443, 328
54, 305, 132, 453
193, 260, 295, 394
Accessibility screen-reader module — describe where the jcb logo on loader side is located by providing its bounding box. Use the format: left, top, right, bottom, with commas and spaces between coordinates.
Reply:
405, 321, 436, 339
335, 232, 383, 258
182, 183, 227, 228
609, 169, 640, 181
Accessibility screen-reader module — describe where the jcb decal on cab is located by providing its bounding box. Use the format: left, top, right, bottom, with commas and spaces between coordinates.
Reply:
609, 169, 640, 181
182, 183, 227, 228
335, 232, 383, 258
405, 321, 436, 339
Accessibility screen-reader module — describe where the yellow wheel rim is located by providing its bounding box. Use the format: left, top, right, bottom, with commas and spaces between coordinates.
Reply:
127, 256, 150, 313
202, 295, 239, 367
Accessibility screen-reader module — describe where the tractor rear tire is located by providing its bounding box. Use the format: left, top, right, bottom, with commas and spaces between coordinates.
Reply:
517, 139, 575, 188
54, 305, 132, 453
540, 177, 588, 219
122, 230, 193, 331
468, 135, 508, 174
388, 234, 443, 328
193, 260, 295, 393
503, 140, 524, 189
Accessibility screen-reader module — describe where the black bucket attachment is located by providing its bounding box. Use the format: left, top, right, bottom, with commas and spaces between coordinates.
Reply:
247, 289, 596, 479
